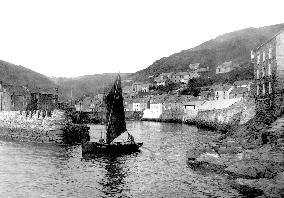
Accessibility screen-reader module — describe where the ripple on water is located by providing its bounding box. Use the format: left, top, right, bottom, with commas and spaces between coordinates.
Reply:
0, 122, 241, 197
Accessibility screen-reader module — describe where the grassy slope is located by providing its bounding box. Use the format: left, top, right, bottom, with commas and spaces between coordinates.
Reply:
0, 60, 55, 88
130, 23, 284, 82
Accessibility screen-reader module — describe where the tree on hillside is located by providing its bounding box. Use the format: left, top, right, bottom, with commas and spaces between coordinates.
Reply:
180, 78, 201, 96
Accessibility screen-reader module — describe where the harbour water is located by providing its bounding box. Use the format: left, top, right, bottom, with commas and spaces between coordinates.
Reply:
0, 121, 241, 197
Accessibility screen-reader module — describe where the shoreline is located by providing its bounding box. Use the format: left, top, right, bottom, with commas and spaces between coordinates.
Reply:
186, 116, 284, 197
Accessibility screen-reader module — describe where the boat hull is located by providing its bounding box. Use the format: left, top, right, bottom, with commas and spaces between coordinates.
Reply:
82, 141, 143, 156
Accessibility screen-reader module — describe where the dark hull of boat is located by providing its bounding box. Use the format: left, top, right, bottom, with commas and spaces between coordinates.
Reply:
82, 141, 143, 156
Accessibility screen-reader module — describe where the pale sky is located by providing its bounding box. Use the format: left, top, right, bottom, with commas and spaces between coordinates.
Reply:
0, 0, 283, 77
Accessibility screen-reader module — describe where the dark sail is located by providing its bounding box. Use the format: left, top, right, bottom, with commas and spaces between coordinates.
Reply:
105, 74, 127, 143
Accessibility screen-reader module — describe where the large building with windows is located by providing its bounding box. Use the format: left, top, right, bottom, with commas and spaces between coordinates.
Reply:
252, 29, 284, 117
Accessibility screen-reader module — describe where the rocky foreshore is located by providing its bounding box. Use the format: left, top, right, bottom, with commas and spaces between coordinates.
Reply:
187, 117, 284, 197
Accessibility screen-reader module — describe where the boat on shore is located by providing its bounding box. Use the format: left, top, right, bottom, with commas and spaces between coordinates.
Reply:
82, 74, 143, 155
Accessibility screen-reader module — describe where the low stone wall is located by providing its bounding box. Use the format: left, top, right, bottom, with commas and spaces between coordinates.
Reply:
0, 110, 89, 144
125, 111, 143, 120
183, 98, 256, 131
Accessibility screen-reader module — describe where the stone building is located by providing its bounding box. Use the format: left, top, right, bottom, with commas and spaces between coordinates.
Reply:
0, 82, 12, 111
216, 61, 234, 74
141, 83, 151, 92
132, 98, 150, 112
132, 82, 143, 93
213, 84, 234, 100
252, 29, 284, 117
9, 86, 30, 111
28, 87, 59, 111
229, 87, 249, 99
171, 72, 190, 83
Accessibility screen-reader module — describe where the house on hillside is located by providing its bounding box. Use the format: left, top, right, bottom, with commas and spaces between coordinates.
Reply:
163, 95, 179, 111
233, 80, 253, 91
132, 98, 150, 112
94, 93, 104, 101
216, 61, 234, 74
132, 82, 143, 93
122, 85, 133, 95
171, 72, 190, 83
154, 72, 173, 82
188, 63, 200, 70
189, 71, 200, 79
252, 28, 284, 116
142, 95, 166, 119
213, 84, 234, 100
183, 100, 205, 111
124, 99, 133, 112
141, 83, 151, 92
196, 67, 210, 73
156, 78, 168, 86
229, 87, 249, 99
198, 90, 214, 100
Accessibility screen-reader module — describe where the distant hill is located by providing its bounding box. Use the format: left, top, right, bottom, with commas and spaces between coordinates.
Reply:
130, 23, 284, 82
0, 60, 55, 88
0, 59, 130, 101
52, 73, 131, 101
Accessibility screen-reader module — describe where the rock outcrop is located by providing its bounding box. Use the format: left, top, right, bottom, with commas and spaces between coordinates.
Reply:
187, 115, 284, 197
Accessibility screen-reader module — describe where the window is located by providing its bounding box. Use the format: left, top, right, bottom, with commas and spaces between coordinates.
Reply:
269, 48, 272, 59
263, 51, 265, 62
256, 70, 259, 79
263, 83, 266, 95
257, 54, 260, 64
268, 64, 271, 76
269, 82, 272, 94
257, 85, 260, 95
251, 50, 254, 60
262, 66, 265, 77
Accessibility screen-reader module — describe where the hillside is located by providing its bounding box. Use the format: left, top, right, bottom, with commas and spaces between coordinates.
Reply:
52, 73, 130, 101
130, 23, 284, 81
0, 60, 55, 88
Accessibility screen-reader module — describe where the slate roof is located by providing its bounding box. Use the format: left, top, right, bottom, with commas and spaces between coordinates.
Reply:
214, 84, 233, 92
183, 100, 205, 106
230, 87, 249, 95
233, 80, 252, 86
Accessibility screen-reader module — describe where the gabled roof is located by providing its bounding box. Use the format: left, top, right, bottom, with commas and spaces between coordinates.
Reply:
199, 90, 212, 97
230, 87, 249, 95
184, 100, 205, 106
233, 80, 252, 86
254, 28, 284, 51
132, 82, 143, 85
155, 78, 167, 83
214, 84, 233, 91
141, 83, 151, 87
217, 61, 233, 68
132, 97, 150, 103
7, 86, 29, 95
150, 94, 167, 104
173, 72, 188, 76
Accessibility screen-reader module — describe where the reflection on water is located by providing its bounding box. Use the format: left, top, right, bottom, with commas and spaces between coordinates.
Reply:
0, 121, 242, 197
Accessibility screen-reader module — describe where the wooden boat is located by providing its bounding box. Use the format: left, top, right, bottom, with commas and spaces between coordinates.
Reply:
82, 74, 143, 155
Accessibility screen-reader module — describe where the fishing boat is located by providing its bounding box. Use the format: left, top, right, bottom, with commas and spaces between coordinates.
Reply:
82, 74, 143, 155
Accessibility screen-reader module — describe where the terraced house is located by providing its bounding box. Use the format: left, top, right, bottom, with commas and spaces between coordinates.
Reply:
252, 29, 284, 116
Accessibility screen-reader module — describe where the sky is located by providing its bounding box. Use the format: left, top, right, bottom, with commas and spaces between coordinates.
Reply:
0, 0, 283, 78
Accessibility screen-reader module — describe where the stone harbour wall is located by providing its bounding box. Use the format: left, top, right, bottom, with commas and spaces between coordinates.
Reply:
184, 98, 256, 131
0, 110, 89, 144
